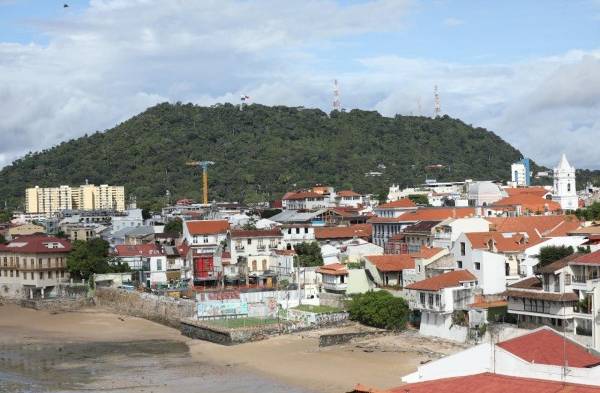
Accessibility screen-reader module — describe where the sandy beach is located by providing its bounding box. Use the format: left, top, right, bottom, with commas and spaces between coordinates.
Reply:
0, 304, 465, 393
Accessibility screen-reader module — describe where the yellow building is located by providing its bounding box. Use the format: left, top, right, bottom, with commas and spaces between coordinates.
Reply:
8, 223, 46, 237
25, 184, 125, 214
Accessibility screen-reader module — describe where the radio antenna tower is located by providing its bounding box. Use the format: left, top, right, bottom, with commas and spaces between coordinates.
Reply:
433, 85, 441, 117
333, 79, 341, 112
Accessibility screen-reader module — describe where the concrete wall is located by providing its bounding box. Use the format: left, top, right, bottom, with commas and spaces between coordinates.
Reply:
95, 288, 196, 328
319, 292, 346, 309
419, 311, 468, 342
20, 297, 94, 312
287, 309, 348, 326
180, 318, 282, 345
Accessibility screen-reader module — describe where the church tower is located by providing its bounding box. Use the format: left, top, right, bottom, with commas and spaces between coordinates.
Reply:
553, 153, 577, 210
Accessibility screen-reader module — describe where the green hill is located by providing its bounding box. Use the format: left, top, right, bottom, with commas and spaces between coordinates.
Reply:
0, 103, 534, 210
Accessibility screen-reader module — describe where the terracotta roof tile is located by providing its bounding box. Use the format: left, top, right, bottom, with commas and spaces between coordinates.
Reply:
492, 194, 561, 212
570, 249, 600, 266
230, 229, 282, 238
185, 220, 229, 235
486, 215, 581, 238
508, 276, 542, 290
0, 235, 71, 254
364, 254, 415, 272
115, 243, 163, 257
466, 231, 543, 253
370, 207, 475, 224
405, 269, 476, 292
504, 187, 551, 197
377, 199, 417, 209
505, 289, 578, 302
316, 263, 348, 275
283, 191, 325, 200
497, 328, 600, 367
315, 224, 372, 239
337, 190, 361, 197
366, 372, 600, 393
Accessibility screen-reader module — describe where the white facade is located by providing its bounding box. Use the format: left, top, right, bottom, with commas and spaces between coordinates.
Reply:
111, 209, 144, 233
553, 154, 578, 211
433, 217, 491, 250
281, 225, 315, 249
521, 236, 587, 277
229, 231, 283, 275
402, 328, 600, 385
340, 239, 383, 263
511, 162, 527, 186
467, 181, 505, 206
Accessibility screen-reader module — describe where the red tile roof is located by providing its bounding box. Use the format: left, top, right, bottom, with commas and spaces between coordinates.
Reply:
115, 243, 163, 257
497, 328, 600, 368
412, 247, 445, 259
466, 231, 543, 252
0, 235, 72, 254
364, 254, 415, 272
486, 215, 581, 238
316, 263, 348, 276
337, 190, 361, 197
570, 249, 600, 266
405, 269, 476, 292
185, 220, 229, 235
370, 207, 475, 224
357, 372, 600, 393
504, 187, 551, 198
315, 224, 372, 239
282, 191, 324, 200
492, 194, 561, 213
230, 229, 282, 238
376, 198, 417, 209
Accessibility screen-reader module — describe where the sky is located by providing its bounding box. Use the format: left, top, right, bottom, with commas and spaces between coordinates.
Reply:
0, 0, 599, 170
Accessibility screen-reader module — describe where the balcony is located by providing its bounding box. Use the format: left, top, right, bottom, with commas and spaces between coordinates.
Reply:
415, 302, 446, 312
257, 245, 266, 251
234, 245, 245, 251
322, 282, 347, 292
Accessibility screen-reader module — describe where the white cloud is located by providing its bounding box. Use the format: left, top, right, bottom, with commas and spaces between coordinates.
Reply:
0, 0, 599, 173
443, 17, 463, 27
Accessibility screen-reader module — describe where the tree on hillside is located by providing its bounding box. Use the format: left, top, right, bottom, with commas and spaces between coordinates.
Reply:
348, 291, 409, 331
294, 242, 323, 267
67, 238, 129, 280
538, 245, 574, 267
0, 210, 11, 223
408, 194, 430, 206
164, 218, 183, 234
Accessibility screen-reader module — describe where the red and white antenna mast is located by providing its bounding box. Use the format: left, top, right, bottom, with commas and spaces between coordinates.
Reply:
333, 79, 341, 112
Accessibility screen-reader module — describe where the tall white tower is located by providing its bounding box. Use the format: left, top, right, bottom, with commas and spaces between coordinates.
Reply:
333, 79, 341, 112
433, 85, 441, 117
552, 153, 577, 210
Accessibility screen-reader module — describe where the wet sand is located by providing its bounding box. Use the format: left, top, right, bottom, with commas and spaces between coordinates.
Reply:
0, 304, 461, 393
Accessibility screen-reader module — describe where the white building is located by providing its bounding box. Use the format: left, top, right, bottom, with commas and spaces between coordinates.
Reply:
432, 217, 491, 250
406, 269, 478, 342
402, 327, 600, 385
281, 224, 315, 250
183, 220, 229, 254
334, 190, 364, 208
553, 153, 578, 211
229, 229, 283, 275
111, 208, 144, 233
114, 244, 167, 286
467, 181, 506, 206
316, 263, 348, 294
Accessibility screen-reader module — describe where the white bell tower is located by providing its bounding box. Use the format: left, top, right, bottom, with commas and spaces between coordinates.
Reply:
552, 153, 577, 210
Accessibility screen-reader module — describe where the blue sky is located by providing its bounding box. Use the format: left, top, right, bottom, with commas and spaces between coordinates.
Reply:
1, 0, 600, 170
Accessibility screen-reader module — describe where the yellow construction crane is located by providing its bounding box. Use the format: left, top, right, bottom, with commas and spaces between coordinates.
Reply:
186, 160, 215, 204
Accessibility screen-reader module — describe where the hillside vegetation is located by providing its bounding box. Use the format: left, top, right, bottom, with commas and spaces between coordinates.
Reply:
0, 103, 531, 209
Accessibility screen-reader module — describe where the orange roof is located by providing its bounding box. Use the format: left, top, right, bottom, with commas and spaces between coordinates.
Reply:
497, 328, 600, 368
504, 187, 550, 198
406, 269, 476, 292
486, 215, 581, 237
337, 190, 361, 197
412, 247, 445, 259
315, 224, 372, 239
570, 249, 600, 266
115, 243, 163, 257
185, 220, 229, 235
316, 263, 348, 276
377, 199, 417, 209
282, 191, 324, 200
361, 372, 600, 393
492, 194, 561, 213
230, 229, 282, 238
370, 207, 475, 224
364, 254, 415, 272
465, 231, 543, 252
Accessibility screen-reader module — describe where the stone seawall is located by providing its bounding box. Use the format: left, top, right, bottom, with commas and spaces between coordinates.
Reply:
180, 319, 283, 345
19, 297, 94, 312
319, 332, 380, 347
94, 288, 196, 329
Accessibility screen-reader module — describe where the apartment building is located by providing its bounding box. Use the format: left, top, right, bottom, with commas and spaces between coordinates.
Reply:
25, 184, 125, 214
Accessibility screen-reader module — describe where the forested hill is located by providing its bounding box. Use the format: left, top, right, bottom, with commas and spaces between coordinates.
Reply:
0, 103, 529, 209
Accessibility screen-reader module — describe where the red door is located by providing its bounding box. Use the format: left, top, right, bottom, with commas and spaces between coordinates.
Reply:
194, 255, 214, 279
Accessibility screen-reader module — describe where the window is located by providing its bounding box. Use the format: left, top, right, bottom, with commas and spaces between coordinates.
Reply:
475, 262, 481, 270
60, 270, 64, 278
39, 271, 43, 279
288, 228, 292, 234
419, 292, 426, 305
203, 236, 208, 243
247, 238, 252, 245
460, 242, 466, 256
567, 183, 571, 192
457, 261, 463, 268
296, 228, 300, 234
48, 271, 52, 279
304, 228, 309, 234
505, 263, 510, 276
157, 260, 162, 271
31, 272, 34, 280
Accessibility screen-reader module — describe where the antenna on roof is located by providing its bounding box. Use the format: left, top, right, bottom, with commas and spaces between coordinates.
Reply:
433, 85, 441, 118
333, 79, 341, 112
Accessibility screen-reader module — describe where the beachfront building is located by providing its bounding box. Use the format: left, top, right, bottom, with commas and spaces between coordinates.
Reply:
401, 327, 600, 385
0, 235, 71, 299
316, 263, 348, 294
229, 229, 283, 280
405, 270, 478, 342
183, 220, 229, 287
114, 244, 167, 287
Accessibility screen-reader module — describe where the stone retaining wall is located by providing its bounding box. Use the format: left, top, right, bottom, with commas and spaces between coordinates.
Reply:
319, 332, 381, 347
180, 319, 284, 345
19, 297, 94, 312
95, 288, 196, 328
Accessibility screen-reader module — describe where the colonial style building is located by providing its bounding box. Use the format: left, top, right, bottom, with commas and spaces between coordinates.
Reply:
553, 153, 578, 211
0, 235, 71, 299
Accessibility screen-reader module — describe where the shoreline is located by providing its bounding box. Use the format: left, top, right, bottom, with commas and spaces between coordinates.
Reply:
0, 304, 465, 393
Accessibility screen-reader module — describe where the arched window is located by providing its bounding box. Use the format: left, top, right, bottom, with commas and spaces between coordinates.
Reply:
567, 183, 571, 192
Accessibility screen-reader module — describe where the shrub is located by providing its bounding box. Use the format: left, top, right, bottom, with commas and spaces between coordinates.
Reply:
348, 291, 409, 331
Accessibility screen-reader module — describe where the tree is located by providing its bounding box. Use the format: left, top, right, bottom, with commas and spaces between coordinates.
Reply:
164, 218, 183, 234
0, 233, 5, 244
242, 217, 258, 230
294, 241, 323, 267
0, 210, 11, 223
67, 238, 113, 280
538, 245, 574, 267
577, 245, 591, 254
575, 202, 600, 221
348, 291, 409, 330
408, 194, 429, 206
